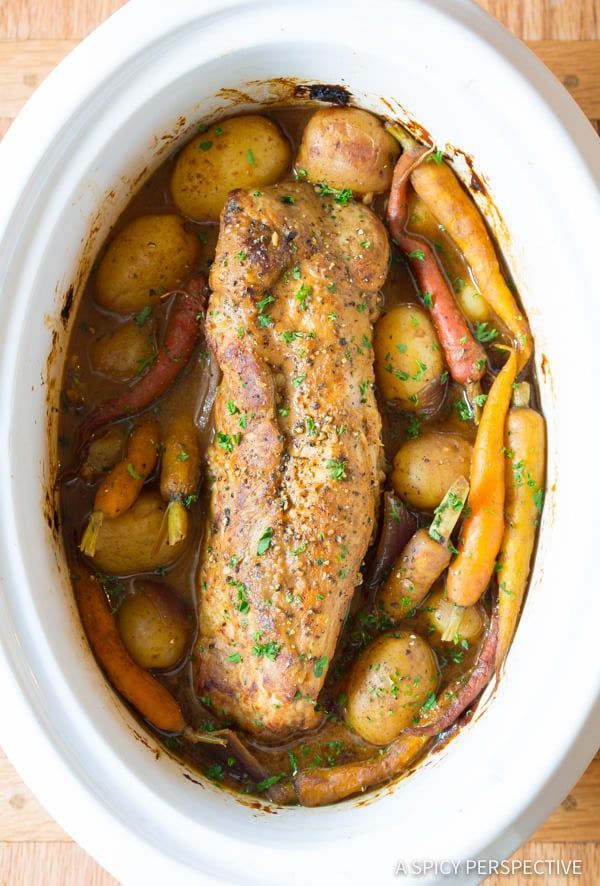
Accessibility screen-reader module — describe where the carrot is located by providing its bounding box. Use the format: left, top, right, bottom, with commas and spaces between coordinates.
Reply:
80, 419, 159, 556
74, 569, 185, 732
159, 414, 201, 545
79, 276, 207, 443
378, 476, 469, 620
409, 160, 532, 370
295, 734, 428, 806
387, 145, 486, 385
496, 383, 546, 669
446, 348, 518, 606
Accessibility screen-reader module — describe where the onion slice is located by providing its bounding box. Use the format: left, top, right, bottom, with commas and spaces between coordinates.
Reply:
365, 491, 417, 593
406, 606, 498, 736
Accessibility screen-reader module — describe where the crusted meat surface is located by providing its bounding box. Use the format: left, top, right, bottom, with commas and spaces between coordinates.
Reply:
193, 182, 389, 740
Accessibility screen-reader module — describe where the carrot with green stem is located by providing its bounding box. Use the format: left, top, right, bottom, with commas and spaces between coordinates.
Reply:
159, 413, 201, 546
378, 476, 469, 620
446, 348, 518, 608
80, 418, 160, 557
386, 130, 487, 388
496, 382, 546, 669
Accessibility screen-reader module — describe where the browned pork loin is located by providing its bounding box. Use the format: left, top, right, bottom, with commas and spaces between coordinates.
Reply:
193, 181, 389, 740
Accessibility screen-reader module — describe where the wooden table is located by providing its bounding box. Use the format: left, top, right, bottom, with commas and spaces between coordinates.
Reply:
0, 1, 598, 883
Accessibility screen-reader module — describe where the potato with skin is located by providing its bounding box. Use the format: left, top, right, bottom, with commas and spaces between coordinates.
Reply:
171, 116, 291, 221
117, 582, 192, 670
93, 490, 187, 574
346, 632, 439, 745
95, 214, 199, 314
296, 108, 400, 196
417, 585, 484, 646
89, 321, 155, 381
391, 432, 473, 510
374, 305, 445, 412
81, 428, 123, 481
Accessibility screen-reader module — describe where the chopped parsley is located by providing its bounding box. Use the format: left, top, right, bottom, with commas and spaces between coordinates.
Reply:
326, 457, 347, 481
257, 527, 274, 556
406, 416, 420, 439
252, 638, 282, 661
295, 283, 312, 311
246, 148, 256, 165
217, 431, 241, 452
313, 656, 329, 678
474, 321, 499, 343
134, 306, 151, 326
315, 182, 354, 205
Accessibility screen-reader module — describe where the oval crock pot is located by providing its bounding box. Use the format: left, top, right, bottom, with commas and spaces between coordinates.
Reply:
0, 1, 599, 883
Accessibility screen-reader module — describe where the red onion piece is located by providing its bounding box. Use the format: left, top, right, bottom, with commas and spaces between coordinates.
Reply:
407, 606, 498, 736
365, 491, 417, 593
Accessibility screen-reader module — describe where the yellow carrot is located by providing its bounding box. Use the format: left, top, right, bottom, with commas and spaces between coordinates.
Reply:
496, 383, 546, 668
410, 161, 531, 370
446, 348, 517, 606
159, 414, 201, 545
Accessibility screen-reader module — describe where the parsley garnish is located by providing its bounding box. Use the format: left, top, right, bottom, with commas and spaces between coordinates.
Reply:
257, 527, 274, 556
474, 322, 499, 343
326, 458, 347, 481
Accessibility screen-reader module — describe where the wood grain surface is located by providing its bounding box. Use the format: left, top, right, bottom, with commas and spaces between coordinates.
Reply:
0, 1, 598, 884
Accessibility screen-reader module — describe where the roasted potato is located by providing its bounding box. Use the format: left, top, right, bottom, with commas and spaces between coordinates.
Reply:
81, 428, 124, 480
117, 581, 192, 670
374, 304, 445, 412
89, 321, 155, 381
418, 584, 484, 646
346, 631, 439, 745
296, 107, 400, 196
95, 214, 199, 314
391, 432, 473, 511
171, 115, 291, 221
93, 490, 186, 574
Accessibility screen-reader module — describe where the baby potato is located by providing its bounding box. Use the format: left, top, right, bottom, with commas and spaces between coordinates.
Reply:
346, 631, 439, 745
93, 490, 187, 575
171, 115, 291, 221
374, 304, 445, 412
82, 428, 123, 479
95, 214, 199, 314
418, 585, 484, 646
296, 107, 400, 196
117, 581, 192, 670
89, 321, 155, 381
391, 432, 473, 511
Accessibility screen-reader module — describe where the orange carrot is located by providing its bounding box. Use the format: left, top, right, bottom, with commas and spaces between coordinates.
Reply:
410, 161, 532, 370
74, 569, 185, 732
387, 144, 486, 385
446, 349, 517, 606
80, 419, 160, 556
